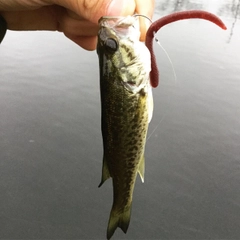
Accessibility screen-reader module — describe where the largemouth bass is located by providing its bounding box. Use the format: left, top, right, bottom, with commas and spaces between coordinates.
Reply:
97, 16, 153, 239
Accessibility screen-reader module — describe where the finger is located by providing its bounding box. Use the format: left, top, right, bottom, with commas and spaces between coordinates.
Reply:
106, 0, 135, 18
135, 0, 155, 41
58, 10, 99, 37
0, 5, 60, 30
135, 0, 155, 18
53, 0, 108, 23
54, 0, 135, 24
0, 0, 51, 11
63, 34, 97, 50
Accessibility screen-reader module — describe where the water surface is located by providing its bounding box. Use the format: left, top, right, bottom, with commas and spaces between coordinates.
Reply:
0, 0, 240, 239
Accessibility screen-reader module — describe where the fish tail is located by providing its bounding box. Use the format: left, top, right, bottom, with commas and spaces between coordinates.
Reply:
107, 206, 132, 240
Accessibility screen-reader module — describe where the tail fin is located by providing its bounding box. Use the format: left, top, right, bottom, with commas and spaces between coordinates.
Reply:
107, 206, 132, 240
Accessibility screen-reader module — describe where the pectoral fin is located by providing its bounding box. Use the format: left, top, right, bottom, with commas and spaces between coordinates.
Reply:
98, 156, 111, 187
138, 154, 145, 183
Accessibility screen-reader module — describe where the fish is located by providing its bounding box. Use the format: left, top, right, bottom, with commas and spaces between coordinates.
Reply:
97, 15, 153, 239
96, 10, 227, 240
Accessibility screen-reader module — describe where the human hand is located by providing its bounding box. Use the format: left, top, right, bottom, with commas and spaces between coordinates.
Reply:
0, 0, 155, 50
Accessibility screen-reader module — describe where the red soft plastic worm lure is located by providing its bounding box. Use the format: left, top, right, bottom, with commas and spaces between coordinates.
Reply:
145, 10, 227, 88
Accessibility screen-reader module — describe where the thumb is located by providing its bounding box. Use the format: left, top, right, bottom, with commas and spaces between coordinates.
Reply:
54, 0, 135, 24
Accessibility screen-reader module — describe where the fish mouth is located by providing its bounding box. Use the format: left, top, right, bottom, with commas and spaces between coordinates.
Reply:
98, 15, 135, 26
98, 15, 140, 40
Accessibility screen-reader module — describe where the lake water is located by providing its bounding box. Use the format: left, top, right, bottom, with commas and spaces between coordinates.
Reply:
0, 0, 240, 239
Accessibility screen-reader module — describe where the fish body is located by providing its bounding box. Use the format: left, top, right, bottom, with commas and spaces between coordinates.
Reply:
97, 16, 153, 239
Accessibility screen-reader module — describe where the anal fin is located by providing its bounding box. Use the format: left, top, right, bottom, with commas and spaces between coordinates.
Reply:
98, 156, 111, 187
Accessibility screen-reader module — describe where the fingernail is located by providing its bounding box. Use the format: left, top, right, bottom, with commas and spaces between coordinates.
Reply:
107, 0, 135, 16
106, 0, 125, 16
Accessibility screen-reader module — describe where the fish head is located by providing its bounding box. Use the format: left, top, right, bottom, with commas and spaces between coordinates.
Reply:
97, 15, 151, 94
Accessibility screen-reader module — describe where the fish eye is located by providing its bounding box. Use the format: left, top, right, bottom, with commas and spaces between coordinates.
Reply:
104, 38, 118, 53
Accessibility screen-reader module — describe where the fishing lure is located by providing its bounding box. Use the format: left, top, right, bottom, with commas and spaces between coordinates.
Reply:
145, 10, 227, 88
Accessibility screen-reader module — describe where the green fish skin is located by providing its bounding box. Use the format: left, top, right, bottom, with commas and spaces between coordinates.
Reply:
97, 16, 153, 239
